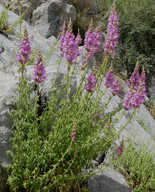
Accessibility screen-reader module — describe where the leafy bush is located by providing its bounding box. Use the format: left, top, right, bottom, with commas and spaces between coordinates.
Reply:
6, 26, 122, 191
5, 3, 152, 191
7, 59, 122, 191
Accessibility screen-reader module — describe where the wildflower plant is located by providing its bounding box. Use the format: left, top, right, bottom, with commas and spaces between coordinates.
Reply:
6, 4, 149, 192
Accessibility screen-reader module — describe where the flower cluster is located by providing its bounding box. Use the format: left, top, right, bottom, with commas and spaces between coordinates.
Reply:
32, 50, 46, 83
84, 22, 102, 59
104, 8, 119, 55
58, 22, 82, 64
104, 67, 114, 88
126, 62, 140, 90
104, 67, 120, 95
123, 64, 146, 110
16, 26, 31, 64
85, 70, 97, 92
111, 80, 120, 95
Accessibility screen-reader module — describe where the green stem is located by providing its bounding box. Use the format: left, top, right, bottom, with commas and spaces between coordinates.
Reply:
18, 0, 22, 40
97, 54, 109, 77
102, 108, 137, 149
66, 63, 71, 100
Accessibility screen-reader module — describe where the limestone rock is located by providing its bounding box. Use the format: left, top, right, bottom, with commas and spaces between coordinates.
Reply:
88, 167, 133, 192
0, 0, 46, 23
0, 72, 18, 192
32, 0, 76, 38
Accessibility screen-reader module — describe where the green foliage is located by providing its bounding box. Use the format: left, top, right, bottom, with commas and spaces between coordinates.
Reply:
6, 1, 155, 191
7, 57, 126, 191
114, 140, 155, 192
0, 3, 27, 36
100, 0, 155, 83
0, 7, 9, 35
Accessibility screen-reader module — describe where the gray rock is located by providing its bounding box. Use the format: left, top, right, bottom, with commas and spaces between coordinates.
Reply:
148, 85, 155, 106
88, 167, 133, 192
0, 0, 46, 23
0, 72, 18, 192
32, 0, 76, 38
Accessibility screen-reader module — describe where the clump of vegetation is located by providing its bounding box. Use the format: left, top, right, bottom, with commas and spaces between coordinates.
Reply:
0, 2, 27, 37
114, 139, 155, 192
0, 7, 9, 36
3, 1, 154, 192
6, 6, 141, 191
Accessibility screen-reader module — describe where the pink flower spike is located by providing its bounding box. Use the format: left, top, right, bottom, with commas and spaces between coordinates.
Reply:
32, 50, 46, 83
127, 62, 140, 91
84, 69, 97, 93
103, 67, 114, 88
111, 79, 120, 95
123, 65, 147, 110
104, 8, 119, 55
16, 26, 31, 64
58, 22, 82, 64
84, 22, 102, 59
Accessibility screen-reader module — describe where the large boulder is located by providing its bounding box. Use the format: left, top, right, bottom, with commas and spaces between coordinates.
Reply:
0, 72, 18, 192
0, 0, 76, 38
31, 0, 76, 38
0, 0, 45, 23
88, 168, 133, 192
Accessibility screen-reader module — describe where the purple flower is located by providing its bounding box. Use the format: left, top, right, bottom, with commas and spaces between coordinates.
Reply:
58, 22, 82, 64
16, 26, 31, 64
111, 80, 120, 95
133, 79, 146, 107
97, 114, 101, 119
123, 91, 135, 110
127, 62, 140, 91
104, 8, 119, 55
103, 67, 114, 88
84, 22, 102, 59
32, 50, 46, 83
123, 65, 147, 110
85, 71, 97, 92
